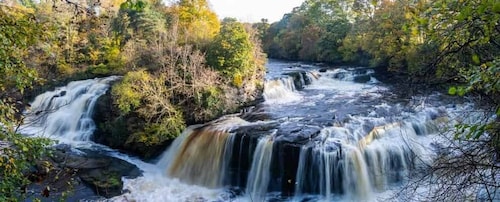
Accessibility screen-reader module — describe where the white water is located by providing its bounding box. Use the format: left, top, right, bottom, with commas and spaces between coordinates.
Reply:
20, 76, 120, 144
21, 62, 480, 201
263, 77, 302, 104
116, 116, 259, 202
118, 65, 464, 201
19, 76, 238, 201
306, 69, 385, 98
245, 135, 274, 201
292, 119, 444, 201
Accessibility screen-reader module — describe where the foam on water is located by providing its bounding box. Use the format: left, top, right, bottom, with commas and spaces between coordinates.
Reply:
113, 171, 227, 202
263, 77, 302, 104
20, 76, 120, 144
21, 61, 482, 201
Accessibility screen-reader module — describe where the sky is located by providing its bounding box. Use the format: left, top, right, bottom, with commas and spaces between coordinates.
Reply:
209, 0, 305, 23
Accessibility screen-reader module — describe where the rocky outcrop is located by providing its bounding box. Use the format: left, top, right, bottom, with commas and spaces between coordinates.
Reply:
27, 144, 141, 200
92, 78, 265, 159
217, 121, 321, 195
353, 75, 371, 83
283, 71, 312, 90
92, 90, 171, 159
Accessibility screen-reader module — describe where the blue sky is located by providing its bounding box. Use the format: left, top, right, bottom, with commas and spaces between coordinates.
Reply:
209, 0, 305, 23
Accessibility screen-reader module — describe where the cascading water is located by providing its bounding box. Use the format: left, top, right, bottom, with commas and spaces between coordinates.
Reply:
20, 76, 120, 143
246, 135, 274, 201
293, 120, 438, 200
165, 128, 233, 188
117, 62, 465, 201
155, 117, 249, 188
23, 60, 473, 201
263, 77, 302, 104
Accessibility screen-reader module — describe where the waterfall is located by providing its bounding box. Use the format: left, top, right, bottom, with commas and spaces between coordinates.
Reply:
17, 60, 469, 201
246, 135, 274, 201
155, 116, 248, 188
343, 145, 372, 199
329, 68, 376, 83
293, 119, 439, 200
263, 77, 301, 104
20, 76, 120, 143
163, 127, 233, 188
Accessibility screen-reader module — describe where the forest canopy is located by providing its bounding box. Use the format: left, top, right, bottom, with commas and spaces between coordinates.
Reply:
261, 0, 499, 85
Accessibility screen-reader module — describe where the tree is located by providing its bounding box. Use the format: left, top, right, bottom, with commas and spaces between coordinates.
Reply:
206, 18, 254, 87
169, 0, 220, 45
423, 0, 500, 80
0, 5, 41, 127
252, 18, 270, 42
261, 0, 351, 62
0, 5, 52, 200
397, 1, 500, 200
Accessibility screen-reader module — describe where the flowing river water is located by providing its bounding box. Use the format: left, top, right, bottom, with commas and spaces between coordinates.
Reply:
20, 60, 476, 201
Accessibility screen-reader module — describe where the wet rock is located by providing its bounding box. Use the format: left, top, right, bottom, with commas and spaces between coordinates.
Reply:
52, 152, 109, 169
225, 122, 280, 187
240, 111, 271, 122
332, 72, 347, 80
270, 142, 302, 196
27, 161, 98, 202
314, 63, 325, 66
63, 149, 140, 195
353, 75, 371, 83
362, 122, 375, 133
92, 91, 168, 158
53, 143, 71, 152
231, 122, 279, 136
319, 68, 327, 73
28, 145, 142, 200
79, 169, 123, 197
275, 124, 321, 144
302, 72, 313, 85
354, 69, 368, 75
283, 71, 311, 90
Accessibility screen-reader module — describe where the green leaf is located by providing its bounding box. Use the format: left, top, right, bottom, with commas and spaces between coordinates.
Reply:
473, 127, 484, 139
493, 2, 500, 13
448, 86, 457, 95
457, 86, 466, 96
472, 54, 481, 65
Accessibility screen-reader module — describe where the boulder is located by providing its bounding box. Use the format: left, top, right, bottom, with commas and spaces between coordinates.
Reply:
92, 91, 169, 159
275, 124, 322, 144
283, 71, 312, 90
332, 72, 348, 80
353, 75, 372, 83
27, 145, 142, 200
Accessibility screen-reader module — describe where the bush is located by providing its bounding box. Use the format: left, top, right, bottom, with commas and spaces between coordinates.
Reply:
111, 70, 146, 114
0, 133, 52, 201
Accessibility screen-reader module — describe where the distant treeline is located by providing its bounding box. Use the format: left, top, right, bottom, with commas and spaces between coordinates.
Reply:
255, 0, 499, 86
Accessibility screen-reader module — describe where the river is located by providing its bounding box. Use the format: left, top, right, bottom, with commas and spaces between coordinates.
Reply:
20, 60, 475, 201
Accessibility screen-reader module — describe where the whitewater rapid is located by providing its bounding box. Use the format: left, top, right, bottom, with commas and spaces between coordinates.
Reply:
20, 61, 478, 202
110, 61, 471, 201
